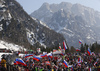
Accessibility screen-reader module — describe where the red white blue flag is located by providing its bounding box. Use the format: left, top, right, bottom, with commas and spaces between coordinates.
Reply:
87, 48, 91, 56
33, 56, 41, 61
71, 66, 73, 71
47, 53, 52, 58
41, 53, 47, 58
79, 40, 82, 44
63, 41, 67, 50
25, 54, 33, 58
15, 58, 26, 66
63, 60, 68, 68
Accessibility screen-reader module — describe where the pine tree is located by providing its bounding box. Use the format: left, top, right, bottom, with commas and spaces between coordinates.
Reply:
80, 44, 84, 53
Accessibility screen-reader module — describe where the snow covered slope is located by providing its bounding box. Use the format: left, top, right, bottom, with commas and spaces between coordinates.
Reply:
0, 40, 26, 51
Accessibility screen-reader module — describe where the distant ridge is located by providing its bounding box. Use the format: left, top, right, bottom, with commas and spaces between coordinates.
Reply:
31, 2, 100, 47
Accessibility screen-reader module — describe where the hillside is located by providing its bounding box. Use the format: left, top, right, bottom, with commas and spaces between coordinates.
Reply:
0, 0, 65, 49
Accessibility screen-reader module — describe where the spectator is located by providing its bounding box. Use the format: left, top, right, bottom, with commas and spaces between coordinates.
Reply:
1, 57, 7, 71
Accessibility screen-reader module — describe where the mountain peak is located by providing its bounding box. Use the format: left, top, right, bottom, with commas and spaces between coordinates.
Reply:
42, 2, 49, 6
39, 2, 50, 10
31, 2, 100, 47
60, 2, 72, 5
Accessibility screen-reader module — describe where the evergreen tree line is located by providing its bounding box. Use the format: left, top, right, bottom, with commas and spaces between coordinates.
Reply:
28, 41, 100, 53
70, 41, 100, 53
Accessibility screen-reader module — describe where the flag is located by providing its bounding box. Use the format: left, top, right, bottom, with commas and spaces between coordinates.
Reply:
25, 54, 33, 58
33, 56, 41, 61
53, 49, 57, 52
94, 59, 99, 66
71, 66, 74, 71
47, 53, 52, 58
79, 40, 82, 44
78, 57, 81, 62
91, 52, 96, 56
76, 49, 80, 51
78, 56, 82, 63
14, 61, 17, 65
94, 61, 97, 66
54, 65, 58, 69
45, 61, 50, 65
78, 63, 81, 66
58, 49, 61, 52
87, 48, 91, 55
37, 48, 41, 52
26, 58, 29, 62
15, 58, 26, 66
59, 46, 62, 50
77, 56, 82, 67
63, 41, 67, 50
41, 53, 47, 58
63, 60, 68, 68
88, 68, 92, 71
61, 52, 64, 56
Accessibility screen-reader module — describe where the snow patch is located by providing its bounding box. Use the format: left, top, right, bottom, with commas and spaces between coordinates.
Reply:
8, 13, 12, 20
87, 36, 91, 39
0, 40, 26, 51
40, 21, 49, 28
64, 28, 73, 33
26, 29, 47, 48
26, 29, 37, 45
40, 42, 46, 49
0, 24, 3, 31
0, 16, 4, 21
6, 22, 10, 26
32, 17, 50, 29
61, 8, 64, 12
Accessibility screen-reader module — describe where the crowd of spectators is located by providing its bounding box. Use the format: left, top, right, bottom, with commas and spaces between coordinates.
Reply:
0, 51, 100, 71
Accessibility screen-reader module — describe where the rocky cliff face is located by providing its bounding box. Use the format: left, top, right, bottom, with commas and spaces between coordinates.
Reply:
31, 2, 100, 47
0, 0, 65, 49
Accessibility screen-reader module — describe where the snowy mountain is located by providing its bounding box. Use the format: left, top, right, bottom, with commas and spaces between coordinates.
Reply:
31, 2, 100, 47
0, 0, 65, 49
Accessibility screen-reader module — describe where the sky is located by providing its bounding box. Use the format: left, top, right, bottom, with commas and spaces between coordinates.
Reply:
16, 0, 100, 14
